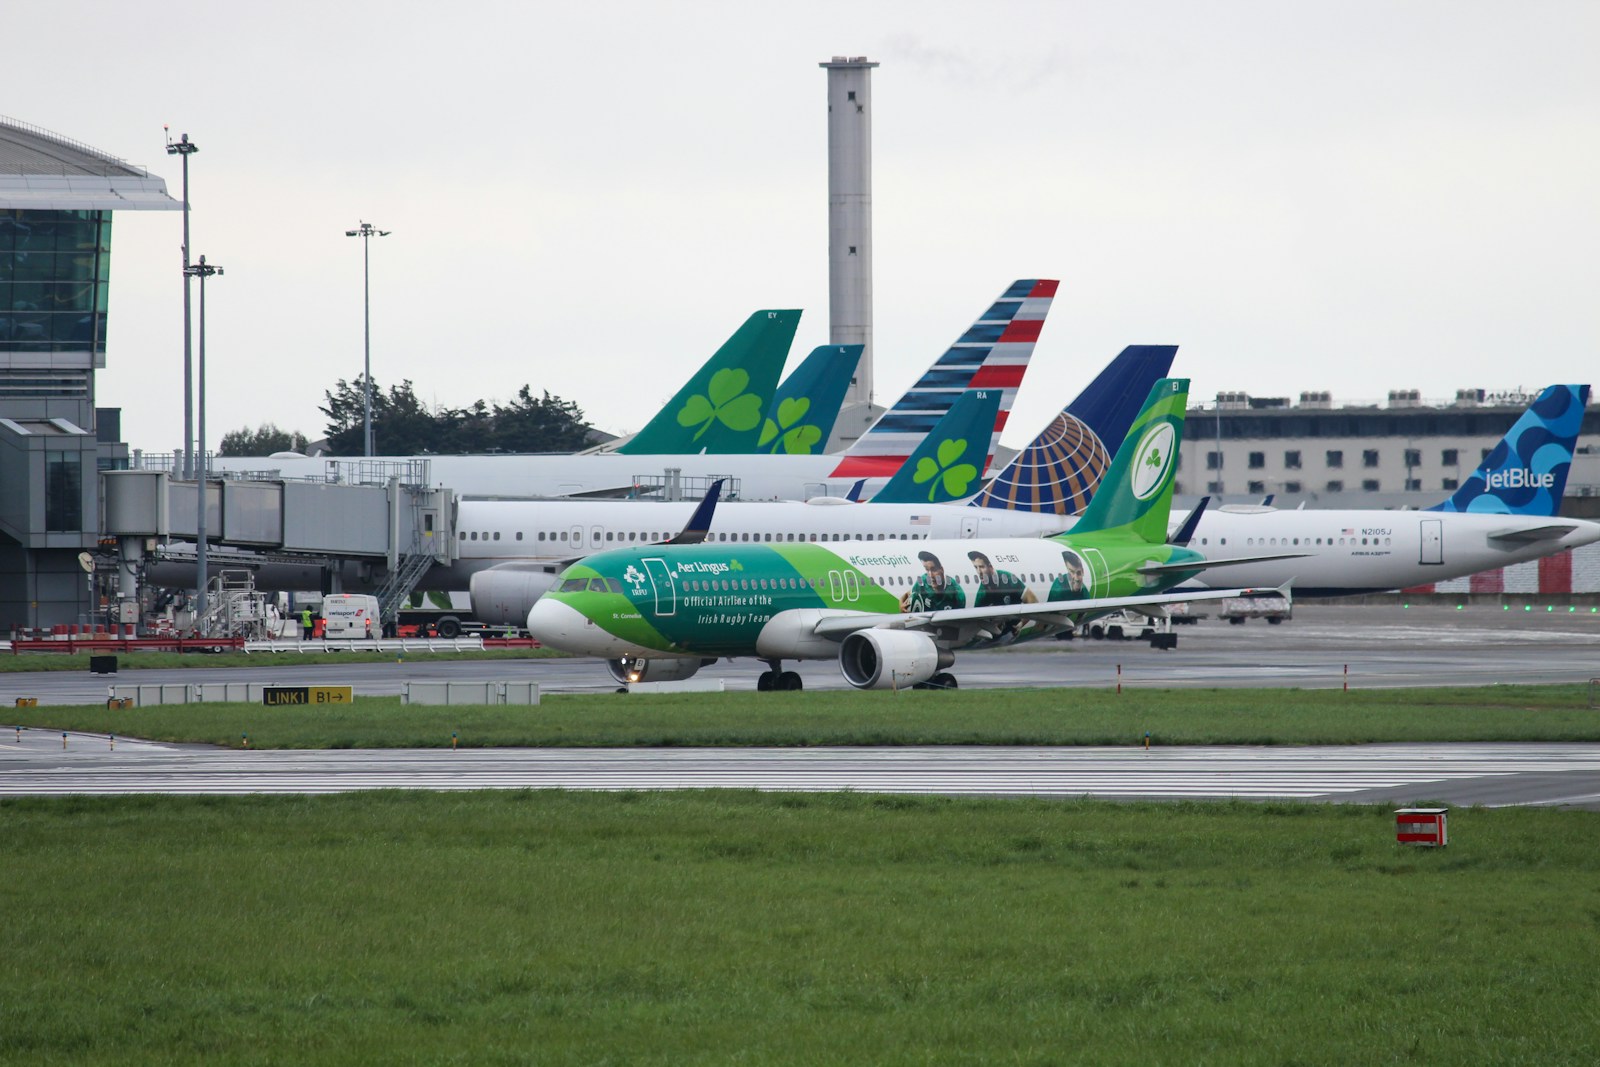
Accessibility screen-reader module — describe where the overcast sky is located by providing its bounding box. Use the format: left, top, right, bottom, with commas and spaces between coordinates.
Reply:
11, 1, 1599, 452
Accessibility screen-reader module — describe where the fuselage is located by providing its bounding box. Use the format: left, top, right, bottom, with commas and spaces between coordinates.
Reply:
528, 534, 1203, 661
1170, 506, 1600, 595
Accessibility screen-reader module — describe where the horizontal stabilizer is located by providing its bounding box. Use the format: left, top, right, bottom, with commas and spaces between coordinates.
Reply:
1487, 523, 1580, 544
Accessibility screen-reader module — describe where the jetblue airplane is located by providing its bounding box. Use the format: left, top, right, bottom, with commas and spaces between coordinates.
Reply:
527, 379, 1273, 690
1167, 385, 1599, 596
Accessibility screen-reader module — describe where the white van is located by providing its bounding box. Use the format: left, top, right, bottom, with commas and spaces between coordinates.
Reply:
321, 594, 382, 640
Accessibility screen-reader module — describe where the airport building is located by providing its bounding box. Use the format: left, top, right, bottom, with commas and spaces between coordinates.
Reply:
0, 116, 178, 630
1175, 389, 1600, 514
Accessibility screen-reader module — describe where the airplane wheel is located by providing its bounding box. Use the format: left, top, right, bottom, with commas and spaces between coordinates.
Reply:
1228, 617, 1246, 625
757, 671, 775, 692
779, 671, 803, 691
932, 672, 957, 689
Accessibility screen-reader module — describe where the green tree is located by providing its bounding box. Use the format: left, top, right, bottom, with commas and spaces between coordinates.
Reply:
320, 377, 590, 456
218, 423, 309, 456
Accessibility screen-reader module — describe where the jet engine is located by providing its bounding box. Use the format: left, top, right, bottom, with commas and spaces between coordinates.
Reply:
469, 565, 560, 627
838, 629, 951, 690
606, 656, 715, 685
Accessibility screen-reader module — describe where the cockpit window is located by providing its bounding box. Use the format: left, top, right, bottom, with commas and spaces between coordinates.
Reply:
605, 578, 623, 594
560, 579, 588, 593
588, 578, 610, 593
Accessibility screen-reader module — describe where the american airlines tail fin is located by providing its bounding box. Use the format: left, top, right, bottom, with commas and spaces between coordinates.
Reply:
1427, 384, 1590, 515
969, 345, 1177, 514
1068, 378, 1189, 544
829, 280, 1057, 478
615, 309, 801, 455
726, 344, 863, 456
870, 389, 1004, 504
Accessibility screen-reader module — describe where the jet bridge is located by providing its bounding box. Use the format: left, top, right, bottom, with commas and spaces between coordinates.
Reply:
102, 467, 455, 632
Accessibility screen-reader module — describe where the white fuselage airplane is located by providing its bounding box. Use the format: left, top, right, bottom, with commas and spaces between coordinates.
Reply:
1167, 504, 1600, 596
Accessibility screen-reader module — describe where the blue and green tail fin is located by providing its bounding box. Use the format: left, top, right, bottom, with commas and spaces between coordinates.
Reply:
1068, 378, 1189, 543
734, 344, 863, 455
871, 389, 1004, 504
616, 309, 800, 454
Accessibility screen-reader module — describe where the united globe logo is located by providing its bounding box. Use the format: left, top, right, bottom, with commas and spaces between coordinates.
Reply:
1130, 421, 1176, 500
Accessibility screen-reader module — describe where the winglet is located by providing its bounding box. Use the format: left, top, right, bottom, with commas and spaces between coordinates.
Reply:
665, 479, 724, 545
844, 478, 868, 502
1169, 496, 1210, 546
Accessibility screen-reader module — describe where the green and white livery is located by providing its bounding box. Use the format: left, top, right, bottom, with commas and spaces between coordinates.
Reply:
528, 379, 1273, 690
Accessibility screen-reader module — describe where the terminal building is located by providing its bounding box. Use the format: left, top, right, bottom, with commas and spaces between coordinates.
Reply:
1175, 389, 1600, 515
0, 116, 178, 631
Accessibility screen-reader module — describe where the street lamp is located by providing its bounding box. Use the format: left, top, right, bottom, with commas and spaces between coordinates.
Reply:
184, 255, 222, 632
165, 129, 198, 477
344, 221, 390, 457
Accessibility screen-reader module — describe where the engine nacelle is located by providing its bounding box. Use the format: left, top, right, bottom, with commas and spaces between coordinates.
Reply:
469, 566, 560, 626
606, 656, 714, 685
838, 629, 950, 690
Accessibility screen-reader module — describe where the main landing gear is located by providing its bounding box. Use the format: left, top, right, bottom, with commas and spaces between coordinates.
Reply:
757, 660, 804, 692
915, 672, 958, 690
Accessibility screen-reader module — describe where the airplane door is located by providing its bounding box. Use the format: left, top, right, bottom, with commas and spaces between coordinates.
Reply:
569, 525, 583, 549
960, 514, 979, 539
1078, 547, 1113, 595
642, 557, 677, 616
1420, 519, 1443, 565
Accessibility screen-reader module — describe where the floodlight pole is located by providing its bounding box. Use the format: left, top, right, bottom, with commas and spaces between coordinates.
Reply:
165, 131, 198, 477
345, 221, 391, 457
184, 255, 223, 632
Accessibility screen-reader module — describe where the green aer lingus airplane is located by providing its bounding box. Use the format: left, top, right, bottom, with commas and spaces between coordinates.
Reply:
527, 378, 1276, 690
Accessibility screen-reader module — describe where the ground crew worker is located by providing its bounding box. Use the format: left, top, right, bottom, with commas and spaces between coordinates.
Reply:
299, 606, 313, 641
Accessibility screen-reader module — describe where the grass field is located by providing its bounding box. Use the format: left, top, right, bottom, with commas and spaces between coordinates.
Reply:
2, 791, 1597, 1065
4, 684, 1599, 749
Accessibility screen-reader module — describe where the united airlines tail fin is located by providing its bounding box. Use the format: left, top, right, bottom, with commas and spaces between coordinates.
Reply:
970, 344, 1177, 514
870, 389, 1004, 504
615, 309, 801, 454
829, 280, 1057, 478
1427, 384, 1590, 515
725, 344, 863, 456
1068, 378, 1189, 544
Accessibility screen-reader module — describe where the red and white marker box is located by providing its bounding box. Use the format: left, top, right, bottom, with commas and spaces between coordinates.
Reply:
1395, 808, 1449, 847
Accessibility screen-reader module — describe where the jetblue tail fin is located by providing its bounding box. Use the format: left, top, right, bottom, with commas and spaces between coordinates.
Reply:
1427, 384, 1590, 515
870, 389, 1005, 504
971, 344, 1177, 514
1068, 378, 1189, 543
829, 280, 1056, 478
615, 310, 801, 454
730, 344, 863, 456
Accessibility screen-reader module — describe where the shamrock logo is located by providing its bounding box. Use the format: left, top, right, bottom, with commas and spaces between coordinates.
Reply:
622, 565, 647, 593
728, 559, 745, 572
676, 368, 765, 441
912, 438, 979, 502
1144, 445, 1163, 469
757, 396, 823, 454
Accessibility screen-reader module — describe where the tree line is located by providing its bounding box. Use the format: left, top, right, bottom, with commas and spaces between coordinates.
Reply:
219, 377, 592, 457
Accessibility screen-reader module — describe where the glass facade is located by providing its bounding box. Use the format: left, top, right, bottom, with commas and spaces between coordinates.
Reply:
44, 449, 83, 531
0, 210, 111, 354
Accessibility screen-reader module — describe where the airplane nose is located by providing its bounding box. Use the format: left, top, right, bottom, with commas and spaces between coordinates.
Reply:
526, 597, 592, 652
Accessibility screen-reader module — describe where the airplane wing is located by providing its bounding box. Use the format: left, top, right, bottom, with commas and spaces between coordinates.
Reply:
810, 585, 1287, 640
1137, 552, 1310, 576
1487, 523, 1580, 544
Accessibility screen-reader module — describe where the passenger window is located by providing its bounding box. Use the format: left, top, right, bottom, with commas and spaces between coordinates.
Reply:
516, 532, 523, 541
460, 532, 467, 541
493, 532, 501, 541
560, 532, 568, 542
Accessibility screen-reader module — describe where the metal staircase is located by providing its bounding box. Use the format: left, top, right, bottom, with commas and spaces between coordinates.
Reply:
374, 550, 437, 626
